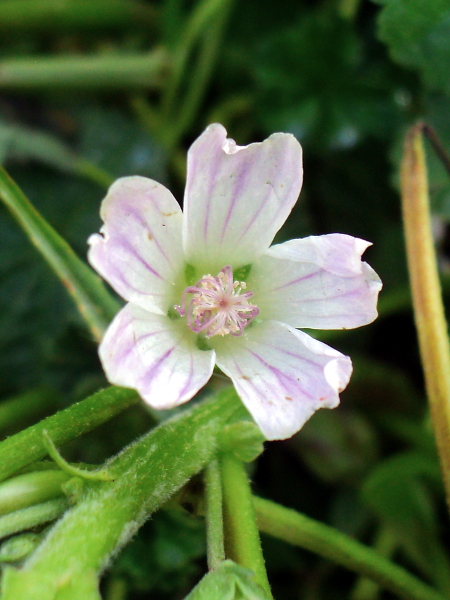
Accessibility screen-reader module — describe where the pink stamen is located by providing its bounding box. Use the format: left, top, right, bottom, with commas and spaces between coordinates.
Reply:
175, 265, 259, 338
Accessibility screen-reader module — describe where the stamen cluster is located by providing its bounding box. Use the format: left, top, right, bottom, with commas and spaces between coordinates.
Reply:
175, 265, 259, 338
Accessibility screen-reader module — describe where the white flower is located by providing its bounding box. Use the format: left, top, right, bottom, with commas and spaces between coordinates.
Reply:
88, 124, 381, 440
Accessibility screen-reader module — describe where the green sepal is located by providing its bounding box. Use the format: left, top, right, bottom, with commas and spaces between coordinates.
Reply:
43, 430, 114, 482
168, 306, 181, 320
0, 533, 42, 564
185, 263, 197, 285
0, 533, 42, 563
197, 334, 212, 351
234, 264, 252, 281
61, 478, 85, 505
219, 422, 265, 463
182, 559, 270, 600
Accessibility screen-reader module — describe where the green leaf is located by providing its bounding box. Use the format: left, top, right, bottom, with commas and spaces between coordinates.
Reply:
112, 510, 205, 594
183, 560, 269, 600
361, 451, 450, 593
254, 8, 402, 149
375, 0, 450, 94
219, 421, 265, 463
296, 407, 379, 483
0, 166, 119, 341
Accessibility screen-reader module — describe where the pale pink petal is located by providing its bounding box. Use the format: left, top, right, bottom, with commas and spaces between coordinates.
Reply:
250, 234, 382, 329
99, 304, 215, 409
88, 176, 185, 315
214, 320, 352, 440
183, 124, 303, 274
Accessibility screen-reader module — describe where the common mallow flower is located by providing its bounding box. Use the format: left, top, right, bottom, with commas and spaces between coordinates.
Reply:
88, 124, 381, 440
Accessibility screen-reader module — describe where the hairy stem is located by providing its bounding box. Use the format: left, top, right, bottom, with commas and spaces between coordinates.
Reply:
221, 454, 272, 599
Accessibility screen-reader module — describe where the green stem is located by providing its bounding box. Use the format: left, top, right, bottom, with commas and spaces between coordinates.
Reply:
0, 387, 60, 437
0, 0, 157, 33
351, 527, 397, 600
162, 0, 227, 120
0, 498, 69, 540
0, 50, 168, 91
254, 496, 446, 600
129, 95, 165, 145
75, 158, 114, 189
401, 123, 450, 511
166, 0, 234, 149
0, 389, 242, 600
0, 471, 70, 517
221, 454, 272, 599
0, 387, 138, 483
204, 459, 225, 570
0, 166, 119, 340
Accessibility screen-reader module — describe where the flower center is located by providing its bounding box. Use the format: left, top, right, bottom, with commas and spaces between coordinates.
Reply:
175, 265, 259, 338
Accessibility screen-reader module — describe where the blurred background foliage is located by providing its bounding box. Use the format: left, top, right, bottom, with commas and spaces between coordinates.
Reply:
1, 0, 450, 598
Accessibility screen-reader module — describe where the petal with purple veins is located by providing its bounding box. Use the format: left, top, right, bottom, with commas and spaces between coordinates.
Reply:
88, 176, 185, 315
183, 124, 303, 273
99, 304, 216, 409
250, 234, 382, 330
214, 320, 352, 440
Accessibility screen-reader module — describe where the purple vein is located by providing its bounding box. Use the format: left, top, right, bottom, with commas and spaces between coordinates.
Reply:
270, 269, 321, 292
237, 187, 271, 243
141, 345, 176, 386
121, 204, 178, 268
220, 159, 251, 243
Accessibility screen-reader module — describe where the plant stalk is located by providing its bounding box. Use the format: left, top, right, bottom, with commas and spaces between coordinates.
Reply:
401, 123, 450, 511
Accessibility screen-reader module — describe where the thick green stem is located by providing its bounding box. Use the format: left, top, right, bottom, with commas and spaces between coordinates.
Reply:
0, 166, 119, 340
0, 387, 138, 483
204, 459, 225, 570
0, 50, 168, 91
401, 123, 450, 511
0, 389, 242, 600
254, 496, 446, 600
221, 454, 272, 599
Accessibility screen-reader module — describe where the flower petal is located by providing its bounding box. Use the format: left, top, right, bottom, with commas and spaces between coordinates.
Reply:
250, 234, 382, 329
214, 320, 352, 440
88, 176, 184, 314
99, 303, 215, 409
183, 124, 303, 273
